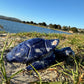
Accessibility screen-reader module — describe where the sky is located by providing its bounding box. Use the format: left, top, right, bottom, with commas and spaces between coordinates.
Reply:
0, 0, 84, 29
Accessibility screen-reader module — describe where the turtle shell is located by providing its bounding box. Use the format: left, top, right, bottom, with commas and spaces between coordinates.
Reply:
6, 38, 59, 64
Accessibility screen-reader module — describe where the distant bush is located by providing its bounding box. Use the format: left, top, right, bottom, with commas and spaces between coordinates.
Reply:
49, 24, 61, 29
80, 31, 84, 33
38, 22, 47, 26
30, 21, 34, 24
70, 27, 78, 33
62, 26, 68, 31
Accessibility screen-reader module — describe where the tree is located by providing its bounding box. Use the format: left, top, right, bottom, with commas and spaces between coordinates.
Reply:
38, 22, 47, 26
38, 23, 42, 25
23, 21, 26, 23
42, 22, 47, 26
49, 24, 53, 28
53, 24, 58, 29
30, 21, 33, 24
33, 22, 37, 25
70, 27, 78, 33
62, 26, 68, 31
26, 21, 29, 24
49, 24, 61, 29
57, 25, 61, 29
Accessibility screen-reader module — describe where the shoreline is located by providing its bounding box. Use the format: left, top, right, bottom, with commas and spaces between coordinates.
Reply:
0, 18, 72, 34
25, 23, 72, 34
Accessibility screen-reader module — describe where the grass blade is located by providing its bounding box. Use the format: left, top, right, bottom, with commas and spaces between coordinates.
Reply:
49, 62, 64, 68
30, 64, 42, 84
6, 40, 14, 49
9, 69, 23, 81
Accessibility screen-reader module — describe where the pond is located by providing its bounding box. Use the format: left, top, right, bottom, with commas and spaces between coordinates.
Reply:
0, 19, 70, 34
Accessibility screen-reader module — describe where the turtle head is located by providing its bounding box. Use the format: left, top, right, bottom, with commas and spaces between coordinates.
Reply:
60, 47, 75, 65
61, 47, 75, 56
54, 47, 75, 62
45, 39, 59, 52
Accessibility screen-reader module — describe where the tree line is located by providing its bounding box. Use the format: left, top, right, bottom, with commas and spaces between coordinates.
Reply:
22, 21, 84, 33
0, 15, 83, 33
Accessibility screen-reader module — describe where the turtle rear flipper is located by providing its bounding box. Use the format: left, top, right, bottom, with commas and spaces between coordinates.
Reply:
6, 42, 30, 63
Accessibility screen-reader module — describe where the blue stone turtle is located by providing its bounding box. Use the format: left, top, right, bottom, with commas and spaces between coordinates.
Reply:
6, 38, 74, 70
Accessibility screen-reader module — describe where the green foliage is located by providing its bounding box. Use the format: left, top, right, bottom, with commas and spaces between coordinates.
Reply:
49, 24, 53, 28
57, 25, 61, 29
70, 27, 78, 33
49, 24, 57, 29
0, 31, 7, 34
30, 21, 34, 24
13, 32, 67, 40
62, 26, 68, 31
49, 24, 61, 29
22, 21, 26, 23
38, 22, 47, 26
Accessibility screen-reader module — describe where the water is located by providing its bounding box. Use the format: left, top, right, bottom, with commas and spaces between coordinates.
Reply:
0, 19, 70, 34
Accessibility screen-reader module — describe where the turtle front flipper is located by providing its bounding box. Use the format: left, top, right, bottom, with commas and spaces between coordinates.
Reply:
26, 51, 55, 70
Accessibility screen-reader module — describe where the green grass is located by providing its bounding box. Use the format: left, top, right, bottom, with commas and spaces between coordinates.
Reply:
0, 31, 7, 34
0, 32, 84, 84
0, 33, 23, 84
11, 32, 84, 84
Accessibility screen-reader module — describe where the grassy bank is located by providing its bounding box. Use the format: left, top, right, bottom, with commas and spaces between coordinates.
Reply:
0, 31, 7, 34
11, 32, 84, 83
0, 32, 84, 84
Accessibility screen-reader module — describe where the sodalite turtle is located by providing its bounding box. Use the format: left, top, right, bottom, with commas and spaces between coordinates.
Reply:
6, 38, 74, 70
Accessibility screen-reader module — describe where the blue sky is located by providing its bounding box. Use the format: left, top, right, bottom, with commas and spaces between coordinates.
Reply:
0, 0, 84, 28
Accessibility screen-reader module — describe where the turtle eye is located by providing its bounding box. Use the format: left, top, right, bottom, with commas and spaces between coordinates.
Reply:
68, 51, 75, 56
65, 50, 72, 56
65, 50, 69, 56
52, 40, 58, 46
65, 50, 75, 56
69, 52, 73, 55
